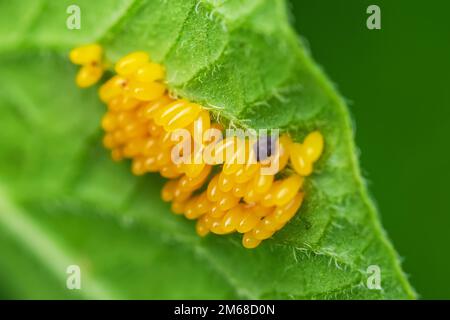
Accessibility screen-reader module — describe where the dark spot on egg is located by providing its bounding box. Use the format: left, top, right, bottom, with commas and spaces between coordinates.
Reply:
254, 135, 277, 161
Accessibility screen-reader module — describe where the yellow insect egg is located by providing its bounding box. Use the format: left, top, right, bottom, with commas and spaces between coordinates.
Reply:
108, 95, 140, 112
251, 172, 274, 194
184, 197, 202, 220
250, 204, 274, 218
141, 137, 159, 156
140, 95, 174, 120
113, 130, 127, 145
242, 232, 262, 249
101, 112, 117, 132
107, 97, 122, 112
277, 135, 292, 171
183, 206, 196, 220
126, 130, 144, 144
134, 62, 165, 82
218, 171, 234, 192
111, 148, 123, 162
171, 201, 185, 215
160, 163, 183, 178
123, 138, 146, 158
199, 212, 213, 227
231, 182, 247, 198
233, 163, 259, 184
222, 138, 246, 175
289, 143, 313, 176
210, 218, 228, 235
148, 121, 164, 137
272, 192, 304, 225
182, 160, 206, 179
251, 222, 275, 240
154, 99, 189, 126
236, 212, 260, 233
155, 152, 170, 167
260, 180, 282, 207
194, 193, 212, 215
123, 122, 147, 139
196, 217, 210, 237
208, 137, 234, 165
144, 155, 159, 172
164, 103, 202, 132
272, 174, 303, 206
160, 130, 177, 149
76, 64, 103, 88
210, 205, 226, 218
115, 51, 149, 76
155, 150, 171, 167
188, 109, 211, 139
217, 192, 240, 211
221, 206, 244, 233
127, 80, 166, 102
223, 162, 243, 176
102, 134, 116, 149
234, 142, 258, 182
243, 188, 264, 204
178, 165, 212, 191
131, 157, 147, 176
302, 131, 324, 163
116, 110, 135, 127
261, 214, 279, 231
161, 180, 177, 202
172, 186, 192, 203
69, 43, 102, 65
99, 75, 127, 102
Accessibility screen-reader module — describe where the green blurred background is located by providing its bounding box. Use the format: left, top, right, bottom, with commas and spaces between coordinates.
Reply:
291, 0, 450, 299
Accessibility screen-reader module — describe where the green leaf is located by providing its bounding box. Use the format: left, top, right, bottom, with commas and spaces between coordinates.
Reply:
0, 0, 415, 299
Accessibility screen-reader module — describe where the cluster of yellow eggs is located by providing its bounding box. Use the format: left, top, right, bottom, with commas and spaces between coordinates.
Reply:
69, 44, 105, 88
69, 44, 324, 249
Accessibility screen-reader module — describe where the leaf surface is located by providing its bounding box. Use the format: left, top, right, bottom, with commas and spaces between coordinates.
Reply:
0, 0, 415, 299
